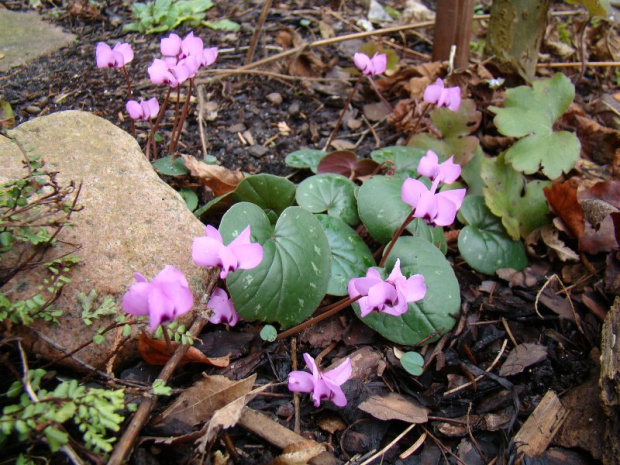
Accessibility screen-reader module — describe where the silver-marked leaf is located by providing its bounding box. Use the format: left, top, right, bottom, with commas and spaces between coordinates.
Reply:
354, 237, 459, 345
285, 149, 327, 173
233, 174, 296, 223
457, 195, 528, 275
220, 203, 331, 329
371, 146, 425, 177
296, 174, 359, 226
316, 214, 375, 296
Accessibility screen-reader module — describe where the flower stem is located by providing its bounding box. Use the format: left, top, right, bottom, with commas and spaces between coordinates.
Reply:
169, 78, 194, 155
121, 66, 136, 139
161, 325, 174, 355
323, 75, 364, 151
411, 102, 432, 135
276, 295, 361, 341
366, 75, 392, 112
146, 87, 171, 161
378, 207, 416, 268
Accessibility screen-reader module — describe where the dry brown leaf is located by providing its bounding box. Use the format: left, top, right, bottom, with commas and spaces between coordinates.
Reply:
182, 155, 244, 196
269, 440, 326, 465
544, 179, 585, 238
358, 392, 429, 423
328, 139, 356, 151
540, 225, 579, 262
138, 332, 230, 367
499, 343, 548, 377
159, 374, 256, 428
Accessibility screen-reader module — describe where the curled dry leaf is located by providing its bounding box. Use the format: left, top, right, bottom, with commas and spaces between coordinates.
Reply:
539, 225, 579, 262
182, 155, 244, 196
138, 332, 230, 367
269, 440, 326, 465
544, 179, 584, 238
499, 343, 548, 377
358, 392, 430, 423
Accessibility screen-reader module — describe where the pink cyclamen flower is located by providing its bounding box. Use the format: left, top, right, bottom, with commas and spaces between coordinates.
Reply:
160, 33, 183, 57
353, 52, 387, 76
423, 78, 461, 112
417, 150, 461, 186
122, 265, 194, 331
192, 225, 264, 279
206, 287, 240, 326
401, 178, 466, 227
288, 354, 352, 407
126, 98, 159, 121
96, 42, 134, 69
348, 259, 426, 318
148, 58, 192, 87
202, 46, 218, 67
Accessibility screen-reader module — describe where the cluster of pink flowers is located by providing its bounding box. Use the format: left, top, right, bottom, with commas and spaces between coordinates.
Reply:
96, 42, 134, 69
148, 32, 217, 87
348, 259, 426, 318
402, 150, 466, 227
424, 78, 461, 112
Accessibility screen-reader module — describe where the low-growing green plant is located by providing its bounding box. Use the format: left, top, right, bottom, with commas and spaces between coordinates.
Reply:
1, 368, 132, 455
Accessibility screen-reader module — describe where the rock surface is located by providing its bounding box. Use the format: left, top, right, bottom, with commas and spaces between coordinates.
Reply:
0, 111, 211, 372
0, 9, 76, 72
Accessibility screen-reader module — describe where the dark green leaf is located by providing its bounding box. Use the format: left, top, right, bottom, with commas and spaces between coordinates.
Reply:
296, 174, 359, 226
152, 155, 189, 176
285, 149, 327, 173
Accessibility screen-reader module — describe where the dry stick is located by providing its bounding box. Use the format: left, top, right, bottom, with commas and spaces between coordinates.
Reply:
323, 75, 363, 151
196, 85, 209, 159
244, 0, 274, 65
276, 295, 361, 341
359, 423, 417, 465
537, 60, 620, 68
108, 269, 219, 465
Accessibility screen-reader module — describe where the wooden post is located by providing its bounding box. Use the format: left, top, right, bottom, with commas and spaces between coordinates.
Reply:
432, 0, 476, 69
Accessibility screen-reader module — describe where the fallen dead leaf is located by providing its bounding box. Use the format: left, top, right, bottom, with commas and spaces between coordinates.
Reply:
328, 139, 356, 151
540, 225, 579, 262
138, 333, 230, 367
499, 343, 548, 377
269, 440, 326, 465
358, 392, 429, 423
317, 151, 379, 179
158, 374, 256, 428
182, 155, 244, 196
544, 179, 585, 238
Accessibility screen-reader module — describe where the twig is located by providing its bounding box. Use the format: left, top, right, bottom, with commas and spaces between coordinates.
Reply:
196, 85, 209, 159
443, 339, 508, 396
360, 423, 416, 465
244, 0, 273, 65
537, 60, 620, 68
323, 75, 363, 151
399, 432, 427, 460
107, 269, 219, 465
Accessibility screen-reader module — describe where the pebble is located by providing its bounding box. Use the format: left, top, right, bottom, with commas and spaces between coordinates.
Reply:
266, 92, 283, 105
25, 105, 41, 114
228, 123, 246, 133
248, 145, 269, 158
288, 101, 300, 115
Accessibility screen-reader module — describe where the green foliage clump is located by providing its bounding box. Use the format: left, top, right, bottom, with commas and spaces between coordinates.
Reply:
1, 369, 131, 455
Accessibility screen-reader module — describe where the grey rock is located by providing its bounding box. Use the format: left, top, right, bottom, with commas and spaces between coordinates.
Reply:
0, 10, 76, 72
266, 92, 283, 105
248, 145, 269, 158
0, 111, 211, 372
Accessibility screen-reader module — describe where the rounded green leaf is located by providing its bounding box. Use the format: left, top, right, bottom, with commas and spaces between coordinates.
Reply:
371, 146, 425, 176
400, 351, 424, 376
296, 174, 359, 226
316, 214, 376, 296
152, 155, 189, 176
457, 195, 528, 275
233, 174, 296, 222
179, 188, 198, 211
355, 237, 459, 345
285, 149, 327, 173
260, 324, 278, 342
220, 203, 331, 329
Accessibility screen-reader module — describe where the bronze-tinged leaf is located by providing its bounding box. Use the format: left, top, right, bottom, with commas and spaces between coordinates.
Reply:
138, 333, 230, 367
358, 392, 429, 423
317, 151, 379, 180
544, 179, 585, 238
499, 343, 548, 377
182, 155, 244, 196
158, 374, 256, 428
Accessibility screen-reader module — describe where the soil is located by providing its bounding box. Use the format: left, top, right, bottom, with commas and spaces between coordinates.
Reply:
1, 0, 619, 464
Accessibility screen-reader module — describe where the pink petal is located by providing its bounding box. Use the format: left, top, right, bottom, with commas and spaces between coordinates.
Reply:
401, 177, 428, 209
231, 243, 263, 271
228, 225, 252, 247
182, 32, 204, 58
311, 379, 332, 407
203, 47, 218, 66
367, 281, 398, 310
114, 43, 134, 66
323, 381, 348, 407
122, 281, 151, 317
399, 274, 426, 303
147, 286, 175, 331
412, 190, 438, 221
125, 100, 142, 120
437, 156, 461, 184
380, 296, 409, 316
323, 358, 352, 386
357, 296, 373, 317
348, 274, 383, 298
148, 59, 172, 85
144, 98, 160, 119
353, 52, 371, 73
207, 288, 238, 325
370, 53, 387, 75
432, 194, 458, 226
446, 87, 462, 111
205, 224, 223, 242
288, 371, 315, 393
417, 150, 439, 179
303, 353, 320, 378
161, 33, 182, 56
386, 259, 405, 283
96, 43, 113, 68
423, 78, 444, 104
437, 188, 466, 211
217, 244, 238, 279
192, 236, 226, 268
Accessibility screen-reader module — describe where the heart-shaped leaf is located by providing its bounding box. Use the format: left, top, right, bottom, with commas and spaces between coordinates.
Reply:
233, 174, 296, 223
316, 214, 375, 296
296, 174, 359, 226
371, 146, 425, 177
482, 153, 551, 239
457, 195, 528, 274
285, 149, 327, 173
490, 73, 580, 179
179, 188, 198, 211
317, 151, 379, 179
408, 99, 481, 165
220, 203, 331, 329
354, 237, 459, 345
400, 351, 424, 376
358, 175, 442, 248
152, 155, 189, 176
